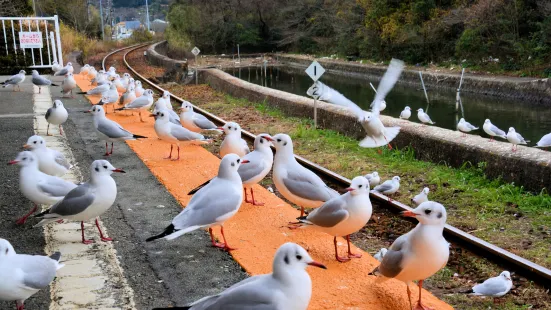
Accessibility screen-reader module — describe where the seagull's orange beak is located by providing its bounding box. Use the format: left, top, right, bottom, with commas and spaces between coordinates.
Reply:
401, 210, 418, 218
23, 144, 30, 149
217, 127, 224, 131
262, 135, 274, 141
7, 160, 19, 165
112, 168, 126, 173
307, 261, 327, 269
241, 160, 250, 164
345, 187, 354, 192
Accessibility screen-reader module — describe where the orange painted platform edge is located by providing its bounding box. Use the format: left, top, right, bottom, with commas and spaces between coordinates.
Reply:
74, 74, 453, 310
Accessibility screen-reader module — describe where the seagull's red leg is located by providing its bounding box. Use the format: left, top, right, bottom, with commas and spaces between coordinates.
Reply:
81, 221, 94, 244
384, 136, 393, 150
109, 142, 114, 155
413, 280, 434, 310
47, 123, 51, 136
59, 125, 64, 135
16, 300, 24, 310
103, 142, 110, 156
95, 218, 112, 242
165, 144, 173, 159
406, 284, 413, 310
15, 204, 37, 225
299, 206, 305, 217
334, 236, 351, 262
346, 235, 362, 258
219, 226, 236, 251
139, 111, 145, 122
171, 145, 180, 161
250, 188, 264, 206
208, 227, 225, 248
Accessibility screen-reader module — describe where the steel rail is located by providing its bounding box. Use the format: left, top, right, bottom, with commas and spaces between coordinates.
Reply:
102, 43, 551, 287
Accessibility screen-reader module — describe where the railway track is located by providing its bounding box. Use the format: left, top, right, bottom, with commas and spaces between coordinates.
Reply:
103, 43, 551, 288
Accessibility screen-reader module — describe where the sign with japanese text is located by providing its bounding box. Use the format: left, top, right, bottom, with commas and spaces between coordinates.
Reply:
19, 32, 43, 48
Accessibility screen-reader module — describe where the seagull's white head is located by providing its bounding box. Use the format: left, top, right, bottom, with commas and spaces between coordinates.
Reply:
273, 243, 326, 279
32, 70, 39, 76
19, 70, 26, 75
123, 73, 130, 78
144, 89, 154, 97
417, 108, 424, 112
53, 100, 64, 108
24, 135, 46, 150
484, 119, 491, 124
179, 101, 193, 113
162, 91, 170, 99
88, 105, 106, 117
91, 160, 125, 177
508, 127, 516, 133
66, 62, 72, 67
379, 248, 388, 256
392, 176, 401, 183
346, 176, 370, 195
220, 122, 242, 136
459, 118, 465, 123
500, 271, 512, 281
53, 60, 58, 65
219, 153, 248, 178
270, 133, 294, 155
9, 151, 39, 168
403, 201, 447, 226
152, 109, 170, 123
135, 80, 142, 87
404, 106, 410, 110
254, 134, 273, 151
0, 239, 16, 257
422, 187, 430, 195
372, 171, 379, 177
84, 64, 90, 68
363, 111, 374, 123
109, 66, 115, 72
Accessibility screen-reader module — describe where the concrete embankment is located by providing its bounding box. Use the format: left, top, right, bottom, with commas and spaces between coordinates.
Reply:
199, 68, 551, 193
277, 54, 551, 105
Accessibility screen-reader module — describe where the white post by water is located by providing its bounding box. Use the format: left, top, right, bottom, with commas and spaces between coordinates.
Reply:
195, 55, 198, 85
53, 15, 63, 66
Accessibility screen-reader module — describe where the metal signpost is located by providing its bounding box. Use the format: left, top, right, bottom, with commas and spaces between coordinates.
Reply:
305, 61, 325, 128
191, 46, 200, 85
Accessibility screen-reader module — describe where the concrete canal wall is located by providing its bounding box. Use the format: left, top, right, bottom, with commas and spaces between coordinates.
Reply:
199, 68, 551, 193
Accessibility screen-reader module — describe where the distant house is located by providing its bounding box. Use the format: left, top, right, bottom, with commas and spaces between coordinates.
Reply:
151, 19, 168, 33
114, 21, 143, 40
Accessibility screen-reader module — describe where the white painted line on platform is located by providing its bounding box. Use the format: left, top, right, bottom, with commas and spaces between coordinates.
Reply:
32, 85, 137, 310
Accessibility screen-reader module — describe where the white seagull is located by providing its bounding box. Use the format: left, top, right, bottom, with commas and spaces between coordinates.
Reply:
218, 122, 250, 158
1, 70, 26, 91
374, 248, 387, 262
535, 133, 551, 148
506, 127, 529, 152
364, 171, 381, 186
147, 154, 249, 251
373, 176, 401, 201
119, 84, 136, 108
457, 118, 479, 136
51, 60, 61, 73
417, 108, 435, 125
31, 70, 58, 94
271, 133, 339, 216
134, 80, 144, 97
45, 100, 68, 136
469, 271, 513, 304
0, 239, 64, 310
152, 109, 211, 160
61, 73, 77, 98
294, 176, 372, 262
24, 135, 72, 177
54, 62, 73, 76
179, 101, 219, 132
88, 105, 147, 156
399, 106, 411, 120
115, 89, 154, 122
77, 81, 112, 96
412, 187, 429, 206
34, 160, 125, 244
370, 202, 449, 310
483, 119, 507, 141
8, 151, 76, 225
152, 243, 326, 310
97, 83, 120, 113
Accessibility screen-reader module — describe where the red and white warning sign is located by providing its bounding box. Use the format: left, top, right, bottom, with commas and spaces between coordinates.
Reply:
19, 32, 43, 48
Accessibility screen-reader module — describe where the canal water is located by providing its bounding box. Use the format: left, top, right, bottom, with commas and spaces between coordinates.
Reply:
225, 66, 551, 143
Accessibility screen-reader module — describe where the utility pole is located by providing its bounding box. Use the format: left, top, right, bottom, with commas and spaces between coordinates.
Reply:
145, 0, 150, 31
99, 0, 105, 40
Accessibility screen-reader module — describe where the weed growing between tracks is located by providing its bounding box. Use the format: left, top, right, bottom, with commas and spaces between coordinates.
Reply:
161, 83, 551, 309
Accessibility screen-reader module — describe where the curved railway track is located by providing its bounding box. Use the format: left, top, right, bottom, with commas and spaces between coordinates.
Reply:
103, 43, 551, 288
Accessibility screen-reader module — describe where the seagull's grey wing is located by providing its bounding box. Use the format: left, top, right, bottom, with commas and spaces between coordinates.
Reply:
173, 180, 241, 229
472, 277, 508, 296
37, 178, 75, 197
194, 114, 217, 129
18, 255, 58, 289
238, 152, 266, 183
373, 181, 393, 193
371, 59, 404, 114
52, 149, 71, 169
45, 107, 53, 120
315, 81, 364, 120
47, 183, 95, 216
5, 74, 23, 85
125, 96, 150, 109
465, 122, 478, 130
170, 125, 205, 141
490, 124, 506, 136
516, 133, 528, 143
55, 68, 68, 76
32, 75, 51, 86
283, 168, 336, 201
378, 234, 408, 277
189, 277, 279, 310
305, 195, 348, 227
98, 119, 133, 139
167, 109, 180, 121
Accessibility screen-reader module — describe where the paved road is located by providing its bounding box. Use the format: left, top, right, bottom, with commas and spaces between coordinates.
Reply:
0, 72, 247, 309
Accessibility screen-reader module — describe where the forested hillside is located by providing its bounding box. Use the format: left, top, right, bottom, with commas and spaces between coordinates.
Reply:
166, 0, 551, 75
